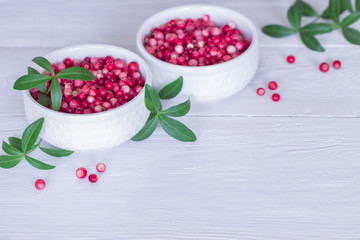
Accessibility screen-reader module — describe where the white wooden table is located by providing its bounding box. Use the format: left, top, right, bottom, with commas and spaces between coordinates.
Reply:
1, 0, 360, 239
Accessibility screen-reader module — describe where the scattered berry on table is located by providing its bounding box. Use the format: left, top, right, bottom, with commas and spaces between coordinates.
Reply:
268, 81, 278, 91
320, 62, 330, 73
96, 163, 106, 173
35, 179, 46, 190
257, 88, 265, 96
88, 174, 98, 183
287, 55, 295, 64
333, 60, 341, 69
272, 93, 281, 102
76, 167, 88, 179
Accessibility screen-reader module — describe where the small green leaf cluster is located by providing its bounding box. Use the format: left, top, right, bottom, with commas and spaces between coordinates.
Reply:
132, 76, 197, 142
0, 118, 73, 170
13, 57, 95, 111
262, 0, 360, 52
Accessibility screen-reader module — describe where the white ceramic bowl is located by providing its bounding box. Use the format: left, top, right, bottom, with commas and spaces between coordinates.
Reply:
23, 44, 152, 151
136, 4, 259, 102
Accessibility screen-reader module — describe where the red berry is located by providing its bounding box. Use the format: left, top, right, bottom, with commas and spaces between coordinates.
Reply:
128, 62, 139, 72
96, 163, 106, 172
272, 93, 281, 102
268, 81, 278, 91
333, 60, 341, 69
88, 174, 98, 183
35, 179, 46, 190
257, 88, 265, 96
287, 55, 295, 64
76, 167, 88, 179
320, 62, 330, 72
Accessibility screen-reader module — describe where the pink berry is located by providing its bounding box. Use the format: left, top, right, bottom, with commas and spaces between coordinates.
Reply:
268, 81, 278, 90
96, 163, 106, 172
257, 88, 265, 96
272, 93, 281, 102
35, 179, 46, 190
128, 62, 139, 72
320, 62, 330, 72
333, 60, 341, 69
287, 55, 295, 64
76, 167, 88, 179
88, 174, 98, 183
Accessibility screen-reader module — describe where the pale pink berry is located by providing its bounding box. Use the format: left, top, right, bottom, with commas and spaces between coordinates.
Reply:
257, 88, 265, 96
96, 163, 106, 173
35, 179, 46, 190
76, 167, 87, 179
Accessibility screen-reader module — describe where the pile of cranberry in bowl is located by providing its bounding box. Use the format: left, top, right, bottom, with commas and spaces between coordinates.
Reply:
136, 4, 259, 102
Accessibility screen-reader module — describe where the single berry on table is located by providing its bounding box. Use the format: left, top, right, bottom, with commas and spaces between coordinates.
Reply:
35, 179, 46, 190
333, 60, 341, 69
76, 167, 88, 179
287, 55, 295, 64
88, 174, 98, 183
272, 93, 281, 102
96, 163, 106, 173
257, 88, 265, 96
320, 62, 330, 73
268, 81, 278, 91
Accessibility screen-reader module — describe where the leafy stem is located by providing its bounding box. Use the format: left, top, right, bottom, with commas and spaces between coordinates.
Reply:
0, 118, 74, 170
262, 0, 360, 52
132, 76, 197, 142
13, 57, 95, 111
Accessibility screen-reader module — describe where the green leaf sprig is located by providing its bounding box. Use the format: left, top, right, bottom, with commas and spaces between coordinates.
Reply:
262, 0, 360, 52
132, 76, 197, 142
13, 57, 95, 111
0, 118, 74, 170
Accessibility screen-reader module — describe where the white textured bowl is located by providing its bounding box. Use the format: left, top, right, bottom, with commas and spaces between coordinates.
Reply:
23, 44, 152, 151
136, 4, 259, 102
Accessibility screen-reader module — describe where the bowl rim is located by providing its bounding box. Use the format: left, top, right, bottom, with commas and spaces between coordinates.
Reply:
24, 44, 152, 120
136, 4, 259, 70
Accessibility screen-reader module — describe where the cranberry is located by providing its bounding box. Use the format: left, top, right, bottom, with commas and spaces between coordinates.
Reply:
333, 60, 341, 69
320, 62, 330, 72
128, 62, 139, 72
96, 163, 106, 172
268, 81, 278, 91
35, 179, 46, 190
272, 93, 281, 102
76, 167, 87, 179
88, 174, 98, 183
257, 88, 265, 96
287, 55, 295, 64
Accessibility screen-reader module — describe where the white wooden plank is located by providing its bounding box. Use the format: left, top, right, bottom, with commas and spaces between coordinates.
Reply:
1, 46, 359, 117
0, 116, 360, 239
0, 0, 357, 48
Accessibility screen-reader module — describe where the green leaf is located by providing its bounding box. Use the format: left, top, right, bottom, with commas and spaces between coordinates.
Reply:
144, 84, 161, 113
341, 0, 353, 13
2, 141, 23, 156
0, 155, 24, 169
25, 155, 55, 170
301, 23, 334, 35
28, 67, 47, 93
287, 1, 303, 29
13, 74, 52, 90
159, 76, 183, 100
357, 0, 360, 11
147, 112, 157, 122
39, 146, 74, 157
8, 137, 22, 151
38, 93, 51, 107
50, 77, 62, 111
342, 27, 360, 45
322, 8, 332, 19
32, 57, 55, 76
299, 0, 318, 17
329, 0, 342, 23
131, 115, 159, 141
342, 12, 360, 28
158, 114, 196, 142
56, 67, 95, 81
21, 118, 44, 154
27, 140, 42, 154
162, 98, 191, 117
262, 25, 297, 38
300, 33, 325, 52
